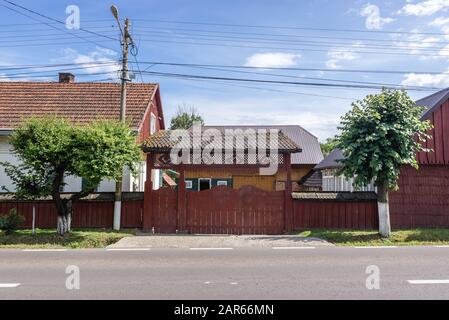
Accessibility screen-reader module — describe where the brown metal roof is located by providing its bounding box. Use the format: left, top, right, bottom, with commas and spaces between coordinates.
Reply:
416, 87, 449, 120
142, 129, 301, 153
0, 82, 159, 131
314, 148, 344, 170
204, 125, 323, 165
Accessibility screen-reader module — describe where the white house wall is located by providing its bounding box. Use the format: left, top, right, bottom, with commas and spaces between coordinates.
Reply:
0, 136, 17, 192
0, 137, 155, 193
322, 171, 376, 192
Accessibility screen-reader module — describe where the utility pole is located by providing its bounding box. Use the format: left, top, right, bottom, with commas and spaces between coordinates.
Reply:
111, 5, 133, 230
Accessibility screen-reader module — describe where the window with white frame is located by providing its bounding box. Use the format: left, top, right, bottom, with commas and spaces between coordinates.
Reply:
217, 180, 228, 186
150, 113, 157, 134
185, 180, 193, 189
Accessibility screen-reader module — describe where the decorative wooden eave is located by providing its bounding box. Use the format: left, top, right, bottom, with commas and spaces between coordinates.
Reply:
141, 129, 302, 154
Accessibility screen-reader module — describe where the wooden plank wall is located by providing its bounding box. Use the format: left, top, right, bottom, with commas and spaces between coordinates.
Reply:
185, 186, 285, 235
292, 200, 378, 230
151, 188, 177, 233
418, 100, 449, 165
390, 165, 449, 228
0, 198, 143, 229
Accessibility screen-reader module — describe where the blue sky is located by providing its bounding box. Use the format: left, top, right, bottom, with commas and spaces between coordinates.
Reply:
1, 0, 449, 140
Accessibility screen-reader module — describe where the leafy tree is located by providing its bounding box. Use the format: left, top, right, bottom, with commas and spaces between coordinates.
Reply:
320, 137, 339, 157
0, 116, 141, 236
338, 89, 432, 237
170, 105, 204, 130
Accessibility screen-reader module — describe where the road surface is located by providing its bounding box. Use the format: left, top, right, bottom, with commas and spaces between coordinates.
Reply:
1, 246, 449, 299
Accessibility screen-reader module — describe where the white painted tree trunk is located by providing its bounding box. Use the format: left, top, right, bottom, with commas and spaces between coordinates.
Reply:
377, 183, 391, 238
57, 213, 72, 236
32, 205, 36, 235
378, 202, 391, 238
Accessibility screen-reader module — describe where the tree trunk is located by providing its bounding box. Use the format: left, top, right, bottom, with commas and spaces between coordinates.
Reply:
377, 182, 391, 238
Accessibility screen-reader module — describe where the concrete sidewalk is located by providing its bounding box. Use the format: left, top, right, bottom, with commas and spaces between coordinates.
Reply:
108, 234, 332, 248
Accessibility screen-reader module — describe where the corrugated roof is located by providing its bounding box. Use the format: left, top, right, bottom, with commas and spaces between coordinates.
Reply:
142, 129, 301, 153
203, 125, 323, 165
416, 88, 449, 120
0, 82, 160, 131
314, 148, 344, 170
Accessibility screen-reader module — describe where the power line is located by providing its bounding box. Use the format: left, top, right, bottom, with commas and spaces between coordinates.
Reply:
0, 64, 119, 78
137, 70, 440, 92
1, 0, 117, 41
131, 25, 449, 45
0, 3, 115, 51
1, 71, 116, 80
0, 61, 120, 71
1, 60, 446, 76
132, 30, 449, 53
134, 18, 449, 36
131, 38, 449, 58
133, 61, 449, 76
3, 32, 448, 56
174, 64, 439, 91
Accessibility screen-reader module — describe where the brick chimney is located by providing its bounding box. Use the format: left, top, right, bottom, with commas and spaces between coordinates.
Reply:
59, 73, 75, 83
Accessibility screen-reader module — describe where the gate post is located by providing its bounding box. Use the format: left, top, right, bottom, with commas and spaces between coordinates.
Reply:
284, 153, 293, 232
143, 153, 154, 231
177, 165, 186, 232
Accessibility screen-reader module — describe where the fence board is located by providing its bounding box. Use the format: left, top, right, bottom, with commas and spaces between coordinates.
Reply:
292, 199, 378, 230
0, 194, 143, 229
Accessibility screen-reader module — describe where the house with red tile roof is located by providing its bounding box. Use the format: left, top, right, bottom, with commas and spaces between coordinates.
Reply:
0, 73, 165, 192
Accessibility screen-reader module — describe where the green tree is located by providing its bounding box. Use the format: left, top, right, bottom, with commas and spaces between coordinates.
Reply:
170, 105, 204, 130
0, 116, 141, 236
320, 137, 339, 157
338, 89, 433, 237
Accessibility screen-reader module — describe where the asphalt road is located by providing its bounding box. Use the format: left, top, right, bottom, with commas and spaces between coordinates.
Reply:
1, 246, 449, 300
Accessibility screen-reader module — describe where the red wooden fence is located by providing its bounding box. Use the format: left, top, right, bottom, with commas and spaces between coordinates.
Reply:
148, 186, 285, 235
293, 199, 378, 230
0, 193, 143, 229
186, 186, 285, 235
151, 188, 177, 233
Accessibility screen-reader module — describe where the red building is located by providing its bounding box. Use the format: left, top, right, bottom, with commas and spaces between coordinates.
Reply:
390, 89, 449, 228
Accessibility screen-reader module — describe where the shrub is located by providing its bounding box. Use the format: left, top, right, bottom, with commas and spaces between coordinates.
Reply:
0, 208, 25, 235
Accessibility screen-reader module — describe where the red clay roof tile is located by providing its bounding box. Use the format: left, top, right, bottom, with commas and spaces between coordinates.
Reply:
0, 82, 158, 130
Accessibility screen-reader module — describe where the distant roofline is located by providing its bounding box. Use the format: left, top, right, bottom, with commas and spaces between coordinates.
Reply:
416, 87, 449, 120
202, 124, 320, 140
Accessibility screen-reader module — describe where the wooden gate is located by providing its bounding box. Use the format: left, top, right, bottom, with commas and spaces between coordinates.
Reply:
151, 188, 177, 233
146, 186, 285, 235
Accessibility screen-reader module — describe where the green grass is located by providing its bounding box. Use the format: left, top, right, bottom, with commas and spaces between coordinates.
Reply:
297, 228, 449, 246
0, 229, 136, 249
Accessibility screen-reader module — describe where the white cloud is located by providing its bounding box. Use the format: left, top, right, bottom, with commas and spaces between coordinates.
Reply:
326, 47, 360, 69
402, 67, 449, 87
164, 94, 344, 140
60, 47, 119, 78
395, 34, 442, 57
244, 52, 301, 68
399, 0, 449, 16
360, 3, 394, 30
429, 16, 449, 25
